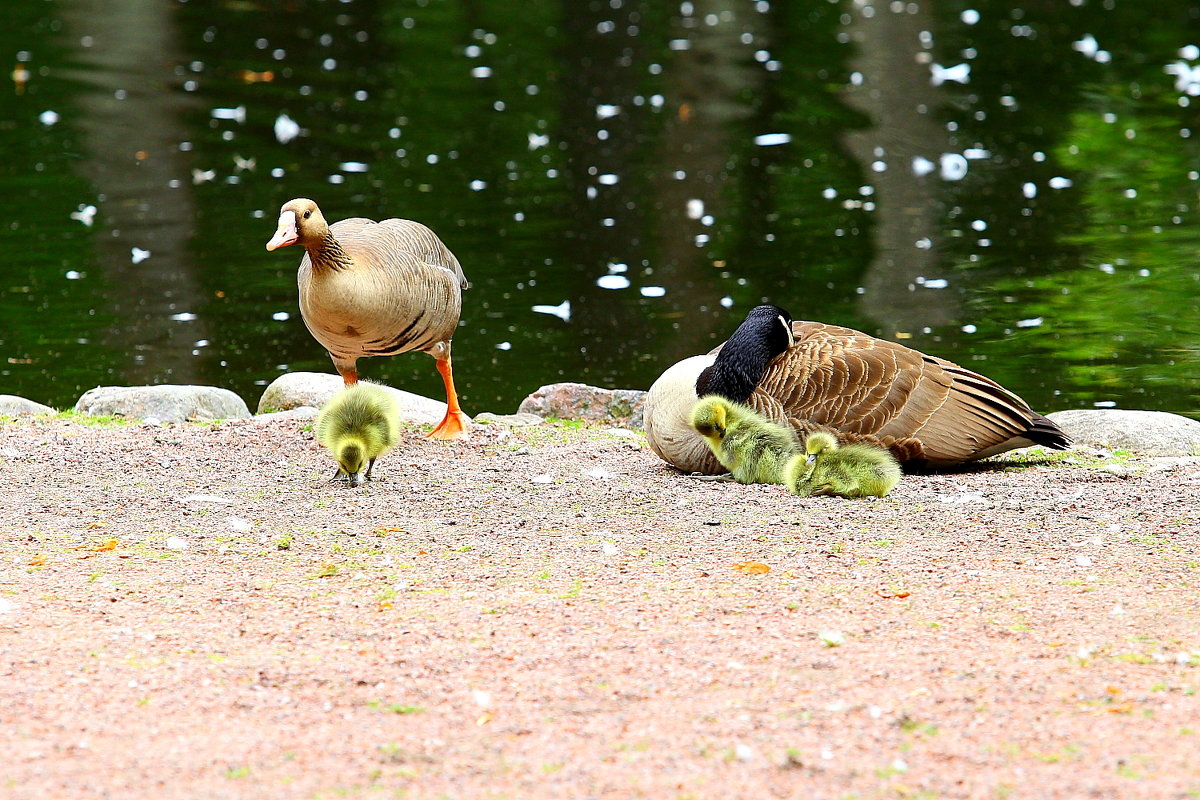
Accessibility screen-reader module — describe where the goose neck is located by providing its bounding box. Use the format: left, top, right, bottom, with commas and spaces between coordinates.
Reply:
307, 232, 353, 272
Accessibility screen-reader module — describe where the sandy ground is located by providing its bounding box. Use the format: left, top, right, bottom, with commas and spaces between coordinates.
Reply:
1, 414, 1199, 800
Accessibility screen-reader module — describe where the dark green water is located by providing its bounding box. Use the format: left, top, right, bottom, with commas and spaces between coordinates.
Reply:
2, 0, 1198, 418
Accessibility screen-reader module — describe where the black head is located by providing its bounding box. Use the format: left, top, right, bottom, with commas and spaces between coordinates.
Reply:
695, 305, 795, 402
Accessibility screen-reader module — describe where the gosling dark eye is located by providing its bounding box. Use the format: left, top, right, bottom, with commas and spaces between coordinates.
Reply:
303, 210, 312, 219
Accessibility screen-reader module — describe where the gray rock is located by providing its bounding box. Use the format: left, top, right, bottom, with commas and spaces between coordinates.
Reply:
75, 385, 251, 423
256, 371, 456, 426
0, 395, 55, 416
473, 412, 545, 427
250, 406, 320, 425
517, 382, 646, 428
1047, 409, 1200, 457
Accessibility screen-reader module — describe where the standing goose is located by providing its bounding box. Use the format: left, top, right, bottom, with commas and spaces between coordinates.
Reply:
644, 304, 1070, 474
266, 198, 469, 439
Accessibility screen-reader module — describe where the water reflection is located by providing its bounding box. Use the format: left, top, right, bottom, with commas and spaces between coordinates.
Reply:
0, 0, 1196, 418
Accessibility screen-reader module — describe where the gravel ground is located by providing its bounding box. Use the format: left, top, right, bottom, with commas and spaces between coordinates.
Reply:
2, 414, 1199, 799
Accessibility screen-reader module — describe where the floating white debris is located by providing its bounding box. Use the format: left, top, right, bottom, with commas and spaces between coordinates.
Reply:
495, 341, 512, 350
170, 312, 197, 321
686, 198, 705, 219
165, 536, 187, 551
930, 62, 971, 86
469, 179, 487, 191
339, 161, 368, 173
939, 154, 968, 181
531, 300, 571, 322
818, 630, 845, 648
607, 262, 628, 273
211, 105, 246, 123
131, 247, 151, 264
720, 296, 734, 308
962, 323, 978, 333
39, 110, 59, 126
191, 168, 216, 184
1022, 182, 1037, 199
596, 104, 620, 119
274, 113, 300, 144
596, 274, 630, 290
822, 187, 838, 199
65, 270, 82, 280
471, 66, 493, 78
328, 174, 344, 185
1073, 34, 1099, 59
1048, 176, 1073, 189
971, 219, 988, 231
963, 148, 991, 160
597, 173, 619, 185
753, 132, 792, 147
1099, 263, 1115, 274
234, 154, 256, 172
1016, 317, 1043, 328
915, 237, 933, 250
961, 9, 980, 24
668, 38, 691, 51
640, 286, 666, 298
921, 278, 949, 289
70, 204, 97, 226
585, 467, 611, 480
1093, 400, 1117, 408
911, 156, 936, 177
272, 311, 290, 321
531, 473, 553, 484
528, 132, 549, 150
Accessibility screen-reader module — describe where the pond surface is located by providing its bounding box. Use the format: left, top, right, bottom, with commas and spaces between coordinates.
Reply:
3, 0, 1199, 418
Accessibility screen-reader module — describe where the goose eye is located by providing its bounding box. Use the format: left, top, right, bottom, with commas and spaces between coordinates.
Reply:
303, 210, 312, 219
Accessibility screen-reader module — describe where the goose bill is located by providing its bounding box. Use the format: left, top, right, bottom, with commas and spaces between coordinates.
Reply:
265, 210, 299, 250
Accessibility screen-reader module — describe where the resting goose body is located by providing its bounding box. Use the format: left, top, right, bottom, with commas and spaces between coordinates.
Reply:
266, 198, 469, 439
785, 431, 901, 498
645, 304, 1071, 474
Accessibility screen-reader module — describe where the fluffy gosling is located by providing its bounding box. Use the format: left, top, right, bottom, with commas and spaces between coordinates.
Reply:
315, 382, 401, 486
689, 396, 799, 484
785, 431, 901, 498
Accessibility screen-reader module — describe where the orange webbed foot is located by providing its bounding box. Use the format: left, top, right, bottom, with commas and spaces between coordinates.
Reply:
427, 410, 470, 440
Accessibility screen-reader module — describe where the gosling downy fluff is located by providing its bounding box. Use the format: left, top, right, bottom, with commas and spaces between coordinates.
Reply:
689, 396, 800, 484
785, 431, 901, 499
266, 197, 470, 440
315, 382, 401, 487
645, 304, 1071, 474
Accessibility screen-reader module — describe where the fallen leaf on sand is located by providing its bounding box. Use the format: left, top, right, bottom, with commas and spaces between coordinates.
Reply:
733, 562, 771, 575
86, 521, 108, 529
875, 587, 911, 599
75, 539, 118, 552
375, 526, 407, 534
29, 555, 47, 566
476, 712, 494, 726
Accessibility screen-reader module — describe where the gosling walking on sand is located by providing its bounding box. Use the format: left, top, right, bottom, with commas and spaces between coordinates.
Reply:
315, 382, 401, 487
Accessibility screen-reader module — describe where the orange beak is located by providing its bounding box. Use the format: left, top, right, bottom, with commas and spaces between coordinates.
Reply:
265, 210, 298, 251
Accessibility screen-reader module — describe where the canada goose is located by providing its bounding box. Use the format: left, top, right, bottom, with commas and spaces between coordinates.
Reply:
645, 304, 1071, 474
315, 382, 401, 486
784, 431, 901, 498
689, 396, 800, 484
266, 197, 469, 440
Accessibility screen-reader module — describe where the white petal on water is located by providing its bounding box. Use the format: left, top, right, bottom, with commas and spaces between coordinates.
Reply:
1022, 182, 1037, 199
339, 161, 368, 173
471, 66, 493, 78
1093, 400, 1118, 408
596, 104, 620, 119
494, 341, 512, 350
930, 62, 971, 86
131, 247, 151, 264
274, 113, 300, 144
70, 204, 97, 226
469, 179, 487, 191
169, 312, 197, 321
597, 173, 619, 185
963, 148, 991, 160
1016, 317, 1043, 328
1072, 34, 1099, 59
962, 323, 978, 333
531, 300, 571, 322
596, 274, 631, 290
822, 187, 838, 199
720, 296, 734, 308
686, 198, 705, 219
39, 110, 59, 126
911, 156, 936, 177
191, 168, 216, 184
272, 311, 290, 321
607, 262, 628, 273
939, 154, 968, 181
921, 278, 948, 289
753, 132, 791, 146
1048, 176, 1073, 189
65, 270, 82, 280
527, 132, 549, 150
640, 286, 666, 297
961, 9, 980, 24
211, 105, 246, 123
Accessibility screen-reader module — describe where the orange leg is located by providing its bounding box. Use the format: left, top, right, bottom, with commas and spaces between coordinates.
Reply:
428, 356, 469, 440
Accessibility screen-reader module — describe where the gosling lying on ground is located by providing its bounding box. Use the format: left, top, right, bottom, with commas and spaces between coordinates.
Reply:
315, 382, 401, 487
785, 431, 901, 498
689, 396, 800, 484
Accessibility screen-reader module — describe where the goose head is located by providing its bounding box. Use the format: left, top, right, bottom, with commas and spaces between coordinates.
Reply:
689, 396, 731, 441
265, 197, 330, 251
335, 438, 370, 486
803, 430, 839, 465
695, 304, 795, 401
